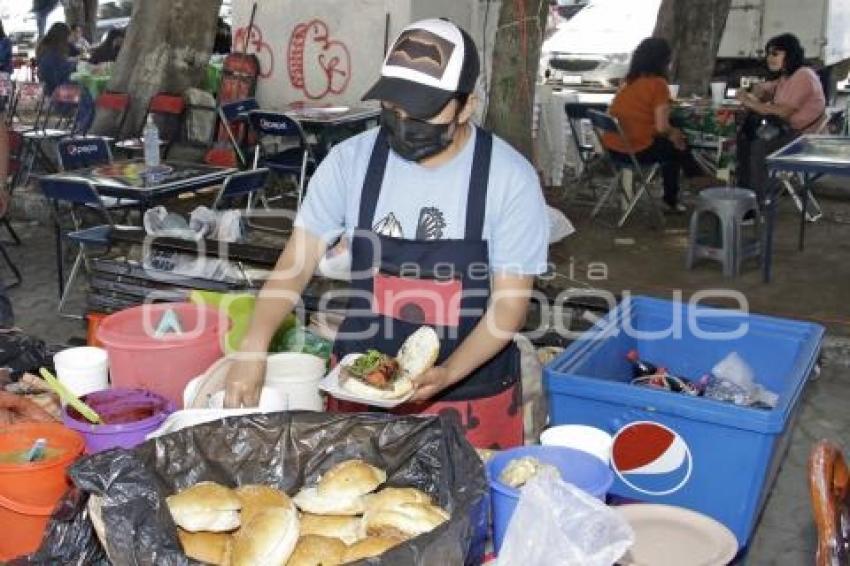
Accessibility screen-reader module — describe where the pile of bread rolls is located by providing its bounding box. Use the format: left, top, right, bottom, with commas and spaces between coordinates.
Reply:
166, 459, 449, 565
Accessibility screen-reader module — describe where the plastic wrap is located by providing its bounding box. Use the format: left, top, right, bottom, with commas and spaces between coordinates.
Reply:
32, 411, 488, 565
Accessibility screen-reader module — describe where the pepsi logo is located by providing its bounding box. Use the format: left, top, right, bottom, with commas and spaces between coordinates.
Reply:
67, 144, 99, 156
611, 421, 692, 496
259, 118, 290, 132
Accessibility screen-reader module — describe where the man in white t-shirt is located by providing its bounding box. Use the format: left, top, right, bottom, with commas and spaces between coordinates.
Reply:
225, 18, 548, 448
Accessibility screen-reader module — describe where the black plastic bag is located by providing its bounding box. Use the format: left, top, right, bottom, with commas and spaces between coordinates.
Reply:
34, 411, 489, 565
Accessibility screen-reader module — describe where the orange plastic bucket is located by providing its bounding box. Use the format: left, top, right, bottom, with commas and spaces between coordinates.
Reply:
0, 423, 85, 560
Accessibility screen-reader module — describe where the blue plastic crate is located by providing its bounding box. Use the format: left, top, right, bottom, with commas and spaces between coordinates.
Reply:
543, 296, 824, 548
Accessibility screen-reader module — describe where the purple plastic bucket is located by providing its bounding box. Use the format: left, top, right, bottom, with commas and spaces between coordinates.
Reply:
61, 388, 174, 453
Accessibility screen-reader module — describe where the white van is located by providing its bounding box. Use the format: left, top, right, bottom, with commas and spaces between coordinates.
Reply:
541, 0, 661, 89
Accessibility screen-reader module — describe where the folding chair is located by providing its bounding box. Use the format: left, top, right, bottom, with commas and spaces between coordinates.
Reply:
56, 136, 139, 215
587, 109, 664, 228
247, 110, 316, 209
564, 101, 609, 201
92, 91, 130, 141
115, 92, 185, 158
39, 177, 117, 317
216, 97, 259, 167
212, 167, 271, 210
15, 83, 85, 188
776, 116, 833, 223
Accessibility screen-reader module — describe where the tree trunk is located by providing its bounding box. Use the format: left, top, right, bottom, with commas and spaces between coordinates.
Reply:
654, 0, 732, 97
91, 0, 221, 138
62, 0, 97, 41
484, 0, 549, 161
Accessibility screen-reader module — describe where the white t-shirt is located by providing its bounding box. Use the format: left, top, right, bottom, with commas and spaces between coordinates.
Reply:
295, 126, 549, 275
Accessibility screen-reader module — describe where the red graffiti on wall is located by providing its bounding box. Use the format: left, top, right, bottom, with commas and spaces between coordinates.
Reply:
287, 19, 351, 100
234, 24, 275, 79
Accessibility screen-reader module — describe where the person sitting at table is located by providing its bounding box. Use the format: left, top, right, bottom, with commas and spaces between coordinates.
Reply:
736, 33, 826, 202
69, 25, 91, 58
602, 37, 706, 213
0, 21, 13, 75
36, 22, 94, 132
89, 28, 125, 65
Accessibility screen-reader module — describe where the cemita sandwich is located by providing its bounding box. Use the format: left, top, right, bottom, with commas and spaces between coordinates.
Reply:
341, 326, 440, 400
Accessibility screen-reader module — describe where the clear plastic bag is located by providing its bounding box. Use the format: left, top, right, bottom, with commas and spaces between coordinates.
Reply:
705, 351, 778, 408
498, 468, 634, 566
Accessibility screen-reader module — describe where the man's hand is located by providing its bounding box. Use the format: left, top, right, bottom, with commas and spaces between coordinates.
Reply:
410, 366, 454, 403
223, 356, 267, 408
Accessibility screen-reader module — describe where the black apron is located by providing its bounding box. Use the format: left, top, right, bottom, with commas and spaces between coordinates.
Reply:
333, 127, 519, 402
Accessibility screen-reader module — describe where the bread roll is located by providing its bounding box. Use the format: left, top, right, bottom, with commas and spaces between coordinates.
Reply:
166, 482, 241, 532
341, 373, 414, 400
177, 529, 232, 565
364, 502, 449, 540
342, 536, 403, 562
362, 487, 432, 515
317, 459, 386, 498
231, 506, 300, 566
236, 484, 293, 525
286, 534, 346, 566
396, 326, 440, 380
299, 514, 363, 545
293, 487, 364, 516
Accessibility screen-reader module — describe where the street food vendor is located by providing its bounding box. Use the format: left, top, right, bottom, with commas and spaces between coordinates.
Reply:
224, 18, 549, 448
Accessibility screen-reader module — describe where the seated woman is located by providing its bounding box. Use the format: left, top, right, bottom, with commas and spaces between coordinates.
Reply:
89, 28, 125, 65
736, 33, 826, 202
36, 22, 94, 132
603, 37, 704, 213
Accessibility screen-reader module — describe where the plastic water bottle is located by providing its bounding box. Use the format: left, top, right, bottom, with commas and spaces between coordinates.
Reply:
143, 115, 161, 168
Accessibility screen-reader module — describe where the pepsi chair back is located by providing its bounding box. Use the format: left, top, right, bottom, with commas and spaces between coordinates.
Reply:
40, 177, 106, 209
213, 168, 271, 209
220, 97, 259, 123
218, 98, 260, 165
587, 109, 643, 170
57, 137, 112, 171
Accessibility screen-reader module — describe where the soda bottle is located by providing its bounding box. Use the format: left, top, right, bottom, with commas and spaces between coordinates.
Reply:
626, 349, 657, 377
143, 115, 161, 168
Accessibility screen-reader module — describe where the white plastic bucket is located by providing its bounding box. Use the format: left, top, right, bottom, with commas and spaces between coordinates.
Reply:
539, 424, 613, 465
207, 388, 289, 411
53, 347, 109, 399
668, 84, 680, 99
264, 352, 325, 411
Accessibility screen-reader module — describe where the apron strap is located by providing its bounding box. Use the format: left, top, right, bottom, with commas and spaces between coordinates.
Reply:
464, 128, 493, 241
357, 127, 390, 230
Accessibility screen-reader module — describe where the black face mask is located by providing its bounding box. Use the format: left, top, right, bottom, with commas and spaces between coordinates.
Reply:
380, 108, 456, 162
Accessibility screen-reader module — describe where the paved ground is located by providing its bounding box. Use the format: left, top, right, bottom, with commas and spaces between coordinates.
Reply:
5, 176, 850, 564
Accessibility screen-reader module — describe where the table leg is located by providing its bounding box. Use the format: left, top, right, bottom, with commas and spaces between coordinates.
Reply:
762, 173, 779, 283
799, 174, 809, 251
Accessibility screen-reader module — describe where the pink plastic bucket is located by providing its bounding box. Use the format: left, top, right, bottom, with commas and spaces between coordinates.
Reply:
62, 388, 174, 453
96, 303, 229, 408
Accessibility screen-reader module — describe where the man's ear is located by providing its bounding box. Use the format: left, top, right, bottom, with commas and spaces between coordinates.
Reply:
458, 94, 478, 124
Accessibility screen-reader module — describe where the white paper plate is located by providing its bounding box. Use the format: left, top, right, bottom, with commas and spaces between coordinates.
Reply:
318, 353, 414, 409
617, 504, 738, 566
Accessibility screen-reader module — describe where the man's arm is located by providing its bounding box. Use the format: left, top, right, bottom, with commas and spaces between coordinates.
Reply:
410, 273, 534, 402
224, 226, 327, 407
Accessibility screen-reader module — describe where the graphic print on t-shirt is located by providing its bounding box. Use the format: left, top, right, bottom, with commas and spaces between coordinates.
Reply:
373, 212, 404, 238
415, 207, 446, 240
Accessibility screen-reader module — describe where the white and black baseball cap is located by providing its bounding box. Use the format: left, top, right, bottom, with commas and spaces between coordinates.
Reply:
362, 18, 480, 120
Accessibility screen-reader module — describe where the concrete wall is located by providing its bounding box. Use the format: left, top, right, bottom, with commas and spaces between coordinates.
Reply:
232, 0, 500, 113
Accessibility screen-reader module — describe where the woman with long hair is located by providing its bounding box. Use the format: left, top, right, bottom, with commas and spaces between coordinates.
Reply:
36, 22, 95, 132
602, 37, 704, 212
89, 28, 125, 65
736, 33, 826, 201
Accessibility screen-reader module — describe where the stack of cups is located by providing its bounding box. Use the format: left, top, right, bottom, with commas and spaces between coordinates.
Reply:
539, 424, 614, 465
53, 347, 110, 400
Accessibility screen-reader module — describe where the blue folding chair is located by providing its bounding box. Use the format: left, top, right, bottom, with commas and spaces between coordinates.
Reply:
247, 110, 316, 208
212, 167, 271, 210
39, 177, 116, 316
587, 109, 664, 228
217, 98, 260, 167
56, 136, 138, 213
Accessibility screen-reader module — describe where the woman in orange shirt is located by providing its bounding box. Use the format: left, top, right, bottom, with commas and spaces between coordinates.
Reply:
603, 38, 702, 212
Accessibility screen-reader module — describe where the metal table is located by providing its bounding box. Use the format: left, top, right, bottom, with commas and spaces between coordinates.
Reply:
287, 106, 380, 161
46, 159, 237, 209
764, 135, 850, 282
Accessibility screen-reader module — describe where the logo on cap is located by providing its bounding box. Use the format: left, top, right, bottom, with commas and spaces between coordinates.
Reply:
387, 30, 454, 80
611, 421, 693, 496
